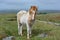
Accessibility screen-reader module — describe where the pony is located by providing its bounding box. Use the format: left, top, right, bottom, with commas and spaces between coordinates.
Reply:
17, 6, 38, 39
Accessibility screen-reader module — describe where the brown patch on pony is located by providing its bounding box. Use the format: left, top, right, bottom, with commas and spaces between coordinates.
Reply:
29, 6, 38, 20
29, 6, 37, 14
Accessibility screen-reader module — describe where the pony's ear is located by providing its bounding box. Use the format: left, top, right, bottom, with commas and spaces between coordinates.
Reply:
34, 6, 38, 11
29, 6, 33, 14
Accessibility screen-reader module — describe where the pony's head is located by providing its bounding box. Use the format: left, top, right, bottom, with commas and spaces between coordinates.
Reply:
29, 6, 38, 21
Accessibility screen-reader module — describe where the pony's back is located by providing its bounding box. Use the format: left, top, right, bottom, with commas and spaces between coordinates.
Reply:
17, 10, 27, 15
17, 10, 27, 23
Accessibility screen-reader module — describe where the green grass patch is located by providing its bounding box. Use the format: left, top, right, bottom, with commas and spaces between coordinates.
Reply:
0, 13, 60, 40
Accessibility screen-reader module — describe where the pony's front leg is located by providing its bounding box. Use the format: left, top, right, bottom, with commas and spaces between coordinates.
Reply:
26, 23, 31, 39
18, 23, 23, 36
29, 25, 32, 37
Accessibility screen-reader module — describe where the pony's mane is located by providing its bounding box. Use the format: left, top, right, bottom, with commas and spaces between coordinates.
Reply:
29, 6, 37, 14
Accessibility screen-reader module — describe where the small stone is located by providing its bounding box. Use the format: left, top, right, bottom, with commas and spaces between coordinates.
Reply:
37, 33, 48, 38
2, 36, 15, 40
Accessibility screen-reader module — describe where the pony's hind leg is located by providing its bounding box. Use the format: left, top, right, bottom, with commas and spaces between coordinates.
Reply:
18, 23, 23, 36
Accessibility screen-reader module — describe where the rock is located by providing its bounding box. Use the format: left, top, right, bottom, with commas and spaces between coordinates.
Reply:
37, 33, 48, 38
2, 36, 15, 40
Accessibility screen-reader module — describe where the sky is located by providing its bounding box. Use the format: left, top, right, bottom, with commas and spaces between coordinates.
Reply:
0, 0, 60, 10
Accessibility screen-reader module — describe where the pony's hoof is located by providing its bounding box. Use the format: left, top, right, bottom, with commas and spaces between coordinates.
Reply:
27, 37, 30, 40
18, 34, 22, 36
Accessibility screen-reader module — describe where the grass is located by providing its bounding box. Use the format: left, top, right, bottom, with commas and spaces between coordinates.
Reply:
36, 13, 60, 23
0, 13, 60, 40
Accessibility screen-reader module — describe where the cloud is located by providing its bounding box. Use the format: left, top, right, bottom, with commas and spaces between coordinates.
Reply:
0, 0, 60, 10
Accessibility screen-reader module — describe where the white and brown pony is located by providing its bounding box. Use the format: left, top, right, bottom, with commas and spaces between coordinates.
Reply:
17, 6, 37, 39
